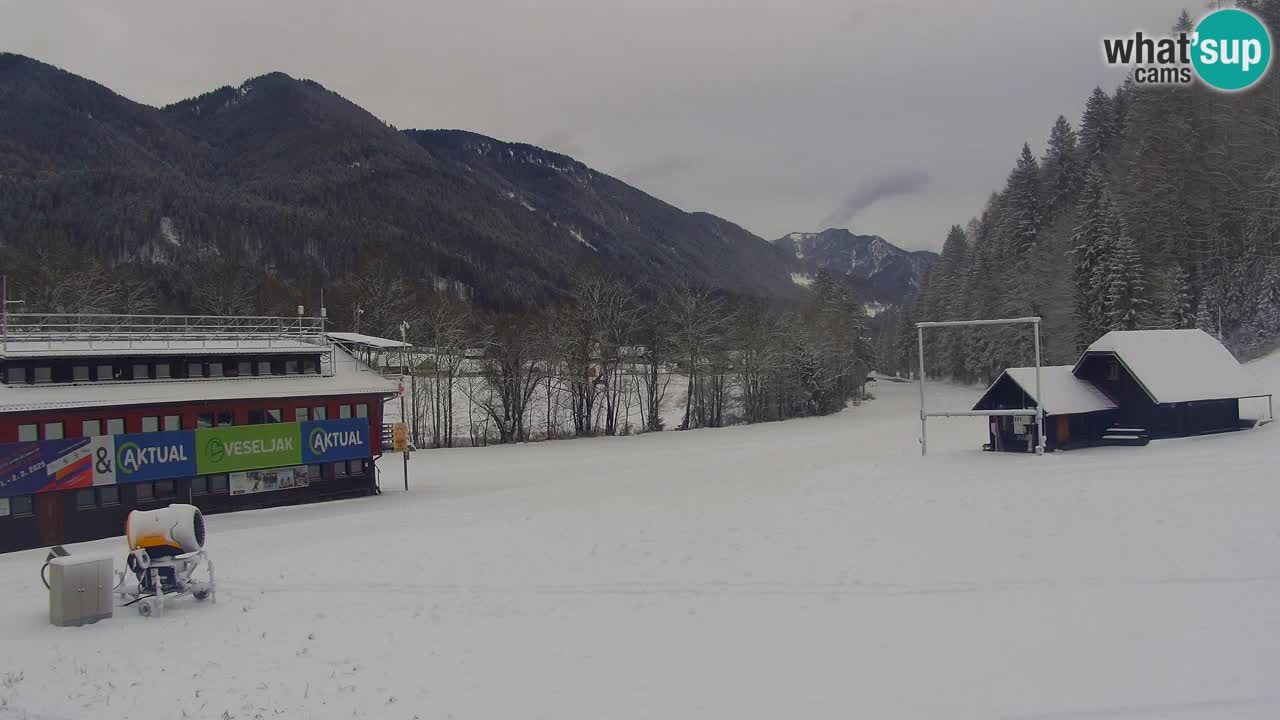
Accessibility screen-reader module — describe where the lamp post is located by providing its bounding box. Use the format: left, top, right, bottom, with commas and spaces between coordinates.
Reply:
399, 320, 410, 492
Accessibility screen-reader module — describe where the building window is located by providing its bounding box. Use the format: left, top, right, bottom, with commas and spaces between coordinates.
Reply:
307, 464, 322, 481
107, 418, 125, 435
295, 407, 310, 423
33, 367, 52, 384
1107, 360, 1120, 382
164, 415, 181, 432
313, 406, 327, 421
135, 483, 154, 502
156, 480, 176, 499
258, 360, 272, 376
141, 416, 160, 433
303, 357, 319, 374
132, 363, 150, 380
348, 459, 363, 476
216, 410, 234, 427
209, 362, 224, 378
188, 362, 204, 378
191, 477, 208, 495
82, 420, 102, 437
356, 404, 368, 419
18, 424, 37, 442
239, 360, 253, 376
99, 486, 119, 506
286, 359, 299, 374
6, 366, 27, 384
248, 409, 265, 425
208, 474, 229, 493
44, 422, 64, 440
197, 413, 214, 429
76, 488, 96, 509
339, 405, 352, 419
267, 408, 283, 423
156, 363, 172, 379
72, 366, 90, 382
12, 495, 33, 516
97, 364, 114, 381
334, 461, 348, 477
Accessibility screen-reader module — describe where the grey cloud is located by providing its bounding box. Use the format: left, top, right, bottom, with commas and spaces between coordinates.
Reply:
620, 155, 694, 186
820, 171, 930, 230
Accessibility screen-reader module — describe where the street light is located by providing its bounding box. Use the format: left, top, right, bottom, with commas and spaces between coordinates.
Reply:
399, 320, 410, 491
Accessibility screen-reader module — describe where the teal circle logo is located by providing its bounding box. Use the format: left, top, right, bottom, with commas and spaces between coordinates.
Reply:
1192, 8, 1272, 91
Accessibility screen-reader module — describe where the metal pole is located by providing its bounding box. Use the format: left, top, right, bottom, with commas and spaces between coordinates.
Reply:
401, 321, 409, 492
917, 325, 927, 456
1033, 319, 1045, 455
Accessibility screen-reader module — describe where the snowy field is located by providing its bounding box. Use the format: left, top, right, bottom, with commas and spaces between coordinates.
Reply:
1, 357, 1278, 719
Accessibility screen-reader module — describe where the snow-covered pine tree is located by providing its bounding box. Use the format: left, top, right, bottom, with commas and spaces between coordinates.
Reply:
1161, 264, 1194, 329
1195, 300, 1217, 338
1041, 116, 1084, 219
1080, 87, 1116, 162
1259, 259, 1280, 336
1070, 169, 1111, 348
1102, 208, 1152, 331
1000, 143, 1044, 258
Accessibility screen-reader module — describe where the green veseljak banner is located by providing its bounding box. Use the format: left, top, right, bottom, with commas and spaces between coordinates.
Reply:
195, 422, 303, 474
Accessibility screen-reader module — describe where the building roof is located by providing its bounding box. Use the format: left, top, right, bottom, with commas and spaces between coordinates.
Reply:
0, 338, 325, 359
0, 347, 399, 415
327, 332, 411, 349
975, 366, 1118, 416
1077, 329, 1265, 404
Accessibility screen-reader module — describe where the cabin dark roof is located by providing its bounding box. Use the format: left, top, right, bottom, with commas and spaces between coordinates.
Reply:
1076, 330, 1263, 404
974, 366, 1117, 416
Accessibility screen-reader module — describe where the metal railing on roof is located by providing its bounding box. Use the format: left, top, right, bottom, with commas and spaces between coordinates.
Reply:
1, 312, 328, 353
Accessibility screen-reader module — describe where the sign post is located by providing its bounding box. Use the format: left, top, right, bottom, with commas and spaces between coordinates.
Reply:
392, 420, 409, 491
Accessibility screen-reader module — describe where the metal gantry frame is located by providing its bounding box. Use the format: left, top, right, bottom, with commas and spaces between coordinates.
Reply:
916, 316, 1044, 457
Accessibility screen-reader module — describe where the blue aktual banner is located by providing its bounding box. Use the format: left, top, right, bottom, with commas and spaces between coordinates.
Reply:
112, 430, 198, 484
301, 418, 371, 464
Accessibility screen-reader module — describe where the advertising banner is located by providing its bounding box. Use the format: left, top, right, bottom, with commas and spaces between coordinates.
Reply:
230, 464, 312, 496
0, 419, 374, 498
301, 418, 370, 464
112, 431, 197, 484
0, 439, 93, 497
196, 423, 303, 475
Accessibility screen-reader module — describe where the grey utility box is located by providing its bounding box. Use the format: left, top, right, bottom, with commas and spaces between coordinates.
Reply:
49, 554, 114, 627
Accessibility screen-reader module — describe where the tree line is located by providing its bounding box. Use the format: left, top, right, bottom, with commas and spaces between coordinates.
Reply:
880, 3, 1280, 383
396, 270, 873, 447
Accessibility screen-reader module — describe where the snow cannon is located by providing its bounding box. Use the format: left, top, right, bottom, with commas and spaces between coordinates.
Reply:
127, 503, 206, 556
117, 504, 216, 617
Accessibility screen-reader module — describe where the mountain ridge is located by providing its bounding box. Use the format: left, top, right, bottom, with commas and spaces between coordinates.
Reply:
0, 54, 926, 327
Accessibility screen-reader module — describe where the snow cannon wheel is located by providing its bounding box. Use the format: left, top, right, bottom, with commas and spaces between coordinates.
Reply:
138, 598, 159, 617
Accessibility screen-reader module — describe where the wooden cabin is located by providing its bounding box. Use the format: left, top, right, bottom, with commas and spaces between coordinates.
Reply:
976, 329, 1270, 453
973, 366, 1119, 452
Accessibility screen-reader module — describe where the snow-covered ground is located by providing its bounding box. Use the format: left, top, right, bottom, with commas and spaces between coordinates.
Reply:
1, 358, 1277, 719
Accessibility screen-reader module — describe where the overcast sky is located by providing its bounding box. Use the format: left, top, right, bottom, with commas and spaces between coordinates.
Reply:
2, 0, 1191, 251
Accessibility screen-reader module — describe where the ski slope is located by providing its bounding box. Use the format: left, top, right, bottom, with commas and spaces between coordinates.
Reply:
0, 358, 1277, 719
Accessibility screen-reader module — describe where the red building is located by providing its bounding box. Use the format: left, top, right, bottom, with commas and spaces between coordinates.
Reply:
0, 312, 402, 553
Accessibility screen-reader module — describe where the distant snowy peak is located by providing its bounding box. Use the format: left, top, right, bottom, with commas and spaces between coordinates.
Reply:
773, 228, 937, 305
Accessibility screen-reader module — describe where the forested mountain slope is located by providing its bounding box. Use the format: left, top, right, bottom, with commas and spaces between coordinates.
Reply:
0, 54, 806, 333
878, 5, 1280, 380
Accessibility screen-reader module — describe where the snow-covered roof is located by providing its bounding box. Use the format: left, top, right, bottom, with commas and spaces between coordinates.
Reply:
0, 347, 399, 414
1078, 329, 1265, 404
975, 366, 1118, 416
0, 338, 325, 358
327, 332, 411, 349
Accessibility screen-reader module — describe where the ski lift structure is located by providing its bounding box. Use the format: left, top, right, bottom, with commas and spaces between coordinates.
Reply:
916, 316, 1044, 457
